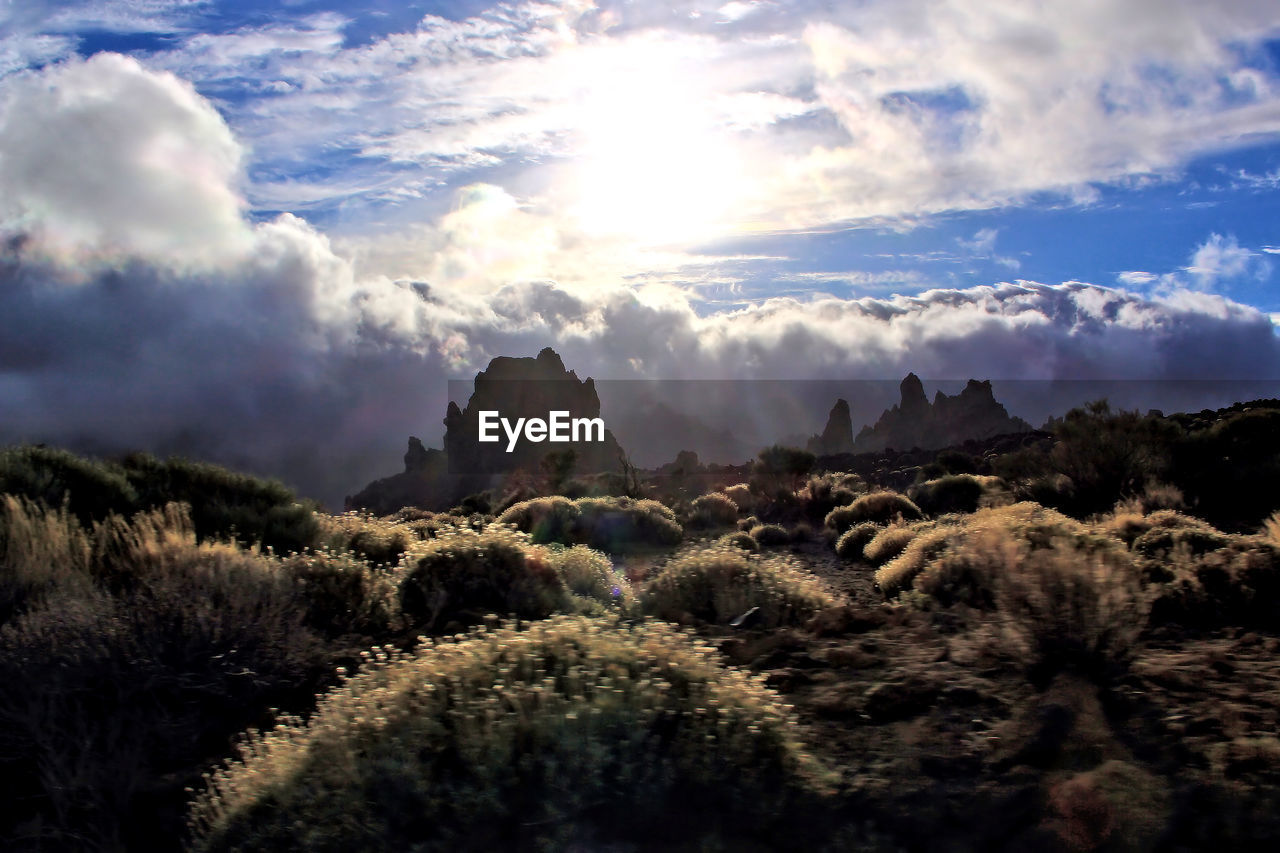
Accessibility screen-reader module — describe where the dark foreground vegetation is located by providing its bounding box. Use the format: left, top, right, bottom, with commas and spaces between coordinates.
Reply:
3, 398, 1280, 851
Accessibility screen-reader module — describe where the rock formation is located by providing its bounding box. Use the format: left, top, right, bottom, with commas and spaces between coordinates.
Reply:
807, 398, 855, 456
444, 347, 624, 475
852, 374, 1031, 453
346, 348, 626, 513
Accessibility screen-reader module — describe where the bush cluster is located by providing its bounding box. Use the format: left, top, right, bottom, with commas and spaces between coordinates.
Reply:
191, 615, 831, 852
497, 495, 683, 552
640, 544, 836, 628
824, 491, 921, 533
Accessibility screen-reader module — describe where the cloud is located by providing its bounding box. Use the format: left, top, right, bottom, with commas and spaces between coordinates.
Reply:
2, 51, 1280, 509
34, 0, 1269, 238
0, 53, 250, 269
1184, 232, 1271, 289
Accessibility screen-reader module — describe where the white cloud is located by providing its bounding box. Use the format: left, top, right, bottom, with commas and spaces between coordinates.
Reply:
1184, 232, 1271, 289
0, 53, 250, 269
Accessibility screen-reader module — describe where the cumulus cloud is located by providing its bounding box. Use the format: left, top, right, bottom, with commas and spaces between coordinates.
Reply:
0, 53, 250, 268
2, 51, 1280, 507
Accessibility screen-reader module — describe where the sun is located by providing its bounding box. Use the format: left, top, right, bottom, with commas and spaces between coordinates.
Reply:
565, 50, 746, 247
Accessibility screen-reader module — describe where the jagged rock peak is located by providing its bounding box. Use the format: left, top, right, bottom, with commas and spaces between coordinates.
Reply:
808, 398, 855, 456
404, 436, 429, 472
900, 373, 928, 412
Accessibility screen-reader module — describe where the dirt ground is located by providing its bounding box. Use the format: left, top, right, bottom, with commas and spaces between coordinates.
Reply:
625, 535, 1280, 852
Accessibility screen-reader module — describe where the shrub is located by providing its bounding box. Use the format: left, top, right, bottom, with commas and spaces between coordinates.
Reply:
1147, 540, 1280, 629
281, 549, 399, 638
749, 523, 791, 547
497, 496, 683, 553
397, 526, 566, 631
317, 512, 420, 566
863, 525, 919, 566
0, 519, 322, 850
546, 544, 633, 611
718, 531, 760, 552
0, 445, 136, 523
994, 538, 1149, 684
686, 492, 740, 529
640, 545, 836, 628
122, 453, 320, 554
874, 503, 1124, 604
835, 522, 880, 561
910, 474, 983, 516
190, 616, 831, 852
878, 528, 956, 598
574, 497, 683, 552
825, 491, 921, 533
722, 483, 757, 514
494, 495, 580, 543
1131, 511, 1230, 560
738, 514, 760, 532
0, 494, 93, 623
796, 473, 861, 523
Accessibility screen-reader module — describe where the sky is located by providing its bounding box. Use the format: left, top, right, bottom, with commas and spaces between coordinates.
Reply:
1, 0, 1280, 504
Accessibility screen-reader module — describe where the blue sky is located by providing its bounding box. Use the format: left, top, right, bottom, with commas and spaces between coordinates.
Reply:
2, 0, 1280, 500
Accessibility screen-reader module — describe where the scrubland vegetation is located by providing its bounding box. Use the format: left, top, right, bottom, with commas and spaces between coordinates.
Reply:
4, 398, 1280, 850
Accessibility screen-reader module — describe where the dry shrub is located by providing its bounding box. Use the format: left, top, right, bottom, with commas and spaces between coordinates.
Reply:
824, 491, 921, 533
397, 525, 566, 631
641, 544, 837, 628
834, 521, 881, 561
992, 537, 1147, 683
909, 474, 983, 516
875, 503, 1125, 604
877, 527, 957, 598
0, 495, 92, 623
317, 511, 420, 566
749, 523, 791, 547
863, 524, 919, 567
1148, 539, 1280, 629
1130, 510, 1231, 560
280, 548, 400, 638
718, 531, 760, 552
722, 483, 757, 514
0, 507, 321, 850
546, 544, 633, 612
686, 491, 740, 528
190, 615, 831, 852
796, 472, 862, 522
497, 496, 683, 553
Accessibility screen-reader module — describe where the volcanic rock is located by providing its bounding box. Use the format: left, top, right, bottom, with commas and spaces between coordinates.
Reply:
853, 374, 1031, 453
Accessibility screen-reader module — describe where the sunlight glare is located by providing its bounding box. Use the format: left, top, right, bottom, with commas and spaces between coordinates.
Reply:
568, 52, 745, 246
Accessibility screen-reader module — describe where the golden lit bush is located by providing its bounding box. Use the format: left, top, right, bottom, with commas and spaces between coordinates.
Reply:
686, 491, 740, 528
497, 495, 682, 552
640, 545, 836, 627
574, 496, 683, 552
796, 472, 862, 523
0, 495, 92, 623
834, 521, 881, 561
317, 511, 420, 566
875, 503, 1125, 604
749, 523, 791, 547
494, 495, 579, 543
863, 524, 921, 567
397, 526, 566, 631
190, 615, 831, 852
824, 491, 921, 533
993, 537, 1149, 683
545, 544, 633, 612
722, 483, 757, 513
1130, 510, 1231, 560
